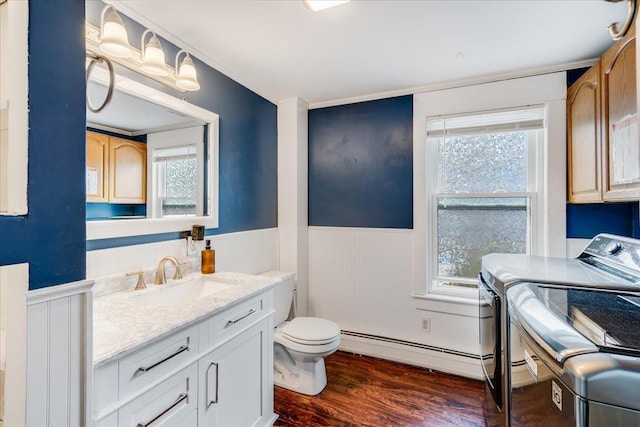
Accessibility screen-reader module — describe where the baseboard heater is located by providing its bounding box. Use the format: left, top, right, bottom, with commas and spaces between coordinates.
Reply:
341, 330, 480, 361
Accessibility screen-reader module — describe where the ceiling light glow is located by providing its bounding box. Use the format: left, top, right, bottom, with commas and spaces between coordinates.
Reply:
303, 0, 350, 12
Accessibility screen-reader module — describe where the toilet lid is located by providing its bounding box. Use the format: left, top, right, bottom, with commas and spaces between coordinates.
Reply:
281, 317, 340, 345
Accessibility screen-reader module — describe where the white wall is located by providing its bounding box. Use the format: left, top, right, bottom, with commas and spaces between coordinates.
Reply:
1, 264, 28, 427
277, 98, 309, 315
308, 227, 482, 378
87, 228, 278, 279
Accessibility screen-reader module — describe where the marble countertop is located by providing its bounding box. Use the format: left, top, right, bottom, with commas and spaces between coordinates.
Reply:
93, 271, 278, 367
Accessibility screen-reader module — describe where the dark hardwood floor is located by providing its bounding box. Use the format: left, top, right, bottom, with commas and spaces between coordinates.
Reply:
274, 351, 487, 427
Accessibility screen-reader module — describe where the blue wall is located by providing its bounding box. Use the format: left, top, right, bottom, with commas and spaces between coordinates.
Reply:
0, 0, 87, 289
0, 0, 277, 289
308, 96, 413, 228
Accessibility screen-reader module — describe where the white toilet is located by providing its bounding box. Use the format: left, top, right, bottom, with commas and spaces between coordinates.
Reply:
261, 271, 341, 396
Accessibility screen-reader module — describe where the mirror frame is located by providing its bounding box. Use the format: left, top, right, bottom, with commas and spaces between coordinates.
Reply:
86, 65, 219, 240
0, 0, 29, 216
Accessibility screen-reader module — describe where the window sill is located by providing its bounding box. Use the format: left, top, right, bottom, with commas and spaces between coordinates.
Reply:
412, 292, 480, 317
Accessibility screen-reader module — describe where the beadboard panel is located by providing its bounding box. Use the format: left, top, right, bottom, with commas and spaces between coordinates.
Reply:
308, 226, 482, 372
87, 228, 278, 278
25, 280, 93, 427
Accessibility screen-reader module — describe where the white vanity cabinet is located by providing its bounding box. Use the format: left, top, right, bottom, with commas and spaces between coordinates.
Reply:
198, 321, 272, 426
93, 286, 276, 427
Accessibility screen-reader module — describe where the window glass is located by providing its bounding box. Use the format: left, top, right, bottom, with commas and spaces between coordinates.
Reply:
428, 108, 542, 291
153, 145, 197, 217
437, 132, 527, 193
437, 197, 528, 283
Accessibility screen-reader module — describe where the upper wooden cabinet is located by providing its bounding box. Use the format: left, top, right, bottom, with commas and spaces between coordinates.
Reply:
602, 24, 639, 201
567, 19, 640, 203
86, 131, 146, 204
109, 137, 146, 204
567, 63, 602, 203
86, 131, 110, 203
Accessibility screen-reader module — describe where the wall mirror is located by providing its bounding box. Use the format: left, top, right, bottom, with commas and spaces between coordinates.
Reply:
86, 62, 219, 240
0, 0, 28, 216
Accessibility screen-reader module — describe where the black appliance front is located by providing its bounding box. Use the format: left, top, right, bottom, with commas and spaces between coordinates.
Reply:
479, 273, 504, 426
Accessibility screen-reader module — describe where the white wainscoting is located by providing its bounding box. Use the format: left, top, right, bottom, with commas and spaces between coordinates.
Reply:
25, 279, 94, 427
87, 228, 278, 278
308, 226, 483, 379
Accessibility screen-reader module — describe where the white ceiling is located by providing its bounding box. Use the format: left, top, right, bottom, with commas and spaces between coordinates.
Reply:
111, 0, 629, 107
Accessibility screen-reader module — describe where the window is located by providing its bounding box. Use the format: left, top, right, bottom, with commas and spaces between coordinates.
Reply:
426, 107, 544, 295
152, 145, 198, 217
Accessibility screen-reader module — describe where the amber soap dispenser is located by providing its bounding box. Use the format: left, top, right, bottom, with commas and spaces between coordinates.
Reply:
201, 239, 215, 274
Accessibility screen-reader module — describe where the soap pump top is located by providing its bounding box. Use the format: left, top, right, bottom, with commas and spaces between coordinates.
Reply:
205, 239, 211, 250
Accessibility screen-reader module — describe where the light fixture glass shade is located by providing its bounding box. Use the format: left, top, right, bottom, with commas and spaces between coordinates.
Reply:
141, 30, 168, 76
99, 6, 132, 58
175, 52, 200, 91
302, 0, 350, 12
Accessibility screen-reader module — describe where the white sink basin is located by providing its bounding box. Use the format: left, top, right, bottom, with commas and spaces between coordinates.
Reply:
134, 277, 236, 306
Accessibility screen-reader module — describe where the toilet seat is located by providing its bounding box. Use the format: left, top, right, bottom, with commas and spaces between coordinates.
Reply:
280, 317, 340, 345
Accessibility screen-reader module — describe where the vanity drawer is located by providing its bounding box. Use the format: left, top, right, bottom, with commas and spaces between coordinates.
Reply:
201, 294, 266, 349
117, 363, 197, 427
118, 324, 199, 403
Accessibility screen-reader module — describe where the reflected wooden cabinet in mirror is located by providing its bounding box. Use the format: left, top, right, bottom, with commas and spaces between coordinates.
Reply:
86, 131, 146, 205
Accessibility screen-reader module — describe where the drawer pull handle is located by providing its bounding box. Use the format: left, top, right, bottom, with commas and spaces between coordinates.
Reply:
207, 362, 219, 407
136, 392, 188, 427
134, 344, 189, 376
225, 308, 256, 328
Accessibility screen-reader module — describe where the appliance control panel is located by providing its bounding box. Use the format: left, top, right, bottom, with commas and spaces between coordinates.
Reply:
581, 234, 640, 280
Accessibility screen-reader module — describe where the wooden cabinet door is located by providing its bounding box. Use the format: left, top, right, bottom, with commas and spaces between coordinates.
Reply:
602, 24, 640, 201
568, 63, 602, 203
109, 137, 146, 204
86, 131, 109, 203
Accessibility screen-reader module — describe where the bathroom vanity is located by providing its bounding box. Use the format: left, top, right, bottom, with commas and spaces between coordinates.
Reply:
92, 272, 278, 427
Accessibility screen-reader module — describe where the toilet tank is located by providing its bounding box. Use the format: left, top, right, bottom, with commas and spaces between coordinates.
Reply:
261, 271, 295, 326
261, 270, 296, 326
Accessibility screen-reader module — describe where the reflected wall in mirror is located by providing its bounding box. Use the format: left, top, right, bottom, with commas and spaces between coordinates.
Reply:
85, 62, 219, 240
0, 0, 28, 215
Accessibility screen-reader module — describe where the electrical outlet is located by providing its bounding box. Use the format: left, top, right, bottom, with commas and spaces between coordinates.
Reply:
421, 317, 431, 333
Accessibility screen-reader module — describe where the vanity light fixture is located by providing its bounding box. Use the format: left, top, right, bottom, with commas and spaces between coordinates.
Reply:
86, 13, 201, 93
99, 5, 132, 58
141, 29, 168, 76
302, 0, 350, 12
175, 50, 201, 91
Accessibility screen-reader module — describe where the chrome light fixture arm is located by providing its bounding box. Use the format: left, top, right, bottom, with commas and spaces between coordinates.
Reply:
607, 0, 636, 40
86, 53, 115, 113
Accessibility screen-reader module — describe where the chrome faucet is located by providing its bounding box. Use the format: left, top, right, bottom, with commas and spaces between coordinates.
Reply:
154, 256, 183, 285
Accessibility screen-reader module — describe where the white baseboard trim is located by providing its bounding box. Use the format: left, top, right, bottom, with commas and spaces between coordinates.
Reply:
339, 332, 484, 381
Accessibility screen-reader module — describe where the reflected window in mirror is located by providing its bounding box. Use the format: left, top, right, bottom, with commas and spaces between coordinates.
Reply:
148, 125, 207, 218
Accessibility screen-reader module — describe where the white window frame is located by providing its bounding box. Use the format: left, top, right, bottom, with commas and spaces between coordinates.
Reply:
412, 73, 567, 310
427, 122, 542, 298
